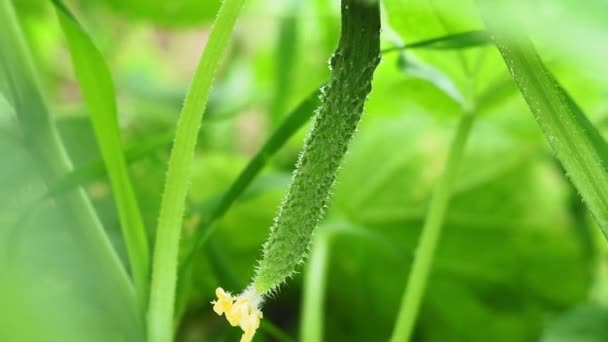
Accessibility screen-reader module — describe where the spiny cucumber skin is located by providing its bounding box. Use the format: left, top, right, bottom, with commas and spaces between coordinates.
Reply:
253, 0, 381, 294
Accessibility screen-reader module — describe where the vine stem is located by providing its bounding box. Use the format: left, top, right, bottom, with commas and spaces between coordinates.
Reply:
146, 0, 245, 341
390, 110, 476, 342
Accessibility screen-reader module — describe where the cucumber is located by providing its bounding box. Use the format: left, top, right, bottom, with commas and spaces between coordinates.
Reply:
213, 1, 381, 340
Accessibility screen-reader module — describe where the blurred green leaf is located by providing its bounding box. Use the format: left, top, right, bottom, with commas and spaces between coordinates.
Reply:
397, 54, 464, 105
96, 0, 221, 27
325, 114, 589, 341
383, 0, 485, 95
541, 304, 608, 342
0, 3, 139, 340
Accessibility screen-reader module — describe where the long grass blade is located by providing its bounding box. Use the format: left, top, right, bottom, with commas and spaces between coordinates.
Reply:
51, 0, 150, 306
0, 0, 135, 318
477, 0, 608, 236
146, 0, 246, 340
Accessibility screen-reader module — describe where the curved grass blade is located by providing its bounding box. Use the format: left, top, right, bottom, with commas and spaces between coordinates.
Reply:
477, 0, 608, 236
179, 89, 320, 274
381, 30, 490, 54
52, 0, 150, 307
146, 0, 246, 340
397, 53, 465, 105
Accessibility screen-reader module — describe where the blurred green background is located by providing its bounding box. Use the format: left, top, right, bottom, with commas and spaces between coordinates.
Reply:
1, 0, 608, 341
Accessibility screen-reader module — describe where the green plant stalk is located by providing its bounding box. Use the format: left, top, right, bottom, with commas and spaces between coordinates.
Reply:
390, 112, 476, 342
300, 221, 402, 342
53, 0, 150, 308
0, 0, 134, 302
146, 0, 245, 340
252, 0, 381, 294
300, 231, 331, 342
477, 0, 608, 235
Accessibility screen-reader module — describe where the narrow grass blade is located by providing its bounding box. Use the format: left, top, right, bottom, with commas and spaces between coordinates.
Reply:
477, 0, 608, 236
45, 132, 172, 198
381, 30, 490, 54
179, 89, 320, 275
146, 0, 246, 340
51, 0, 150, 305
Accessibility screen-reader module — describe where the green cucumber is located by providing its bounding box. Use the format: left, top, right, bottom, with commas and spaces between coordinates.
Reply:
213, 1, 381, 341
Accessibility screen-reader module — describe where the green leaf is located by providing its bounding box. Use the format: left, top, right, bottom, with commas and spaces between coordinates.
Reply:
382, 30, 493, 106
383, 0, 485, 95
381, 30, 494, 109
477, 0, 608, 236
542, 304, 608, 342
52, 0, 150, 305
97, 0, 221, 27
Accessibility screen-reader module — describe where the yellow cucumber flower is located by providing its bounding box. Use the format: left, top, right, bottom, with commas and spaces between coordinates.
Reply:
213, 287, 263, 342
